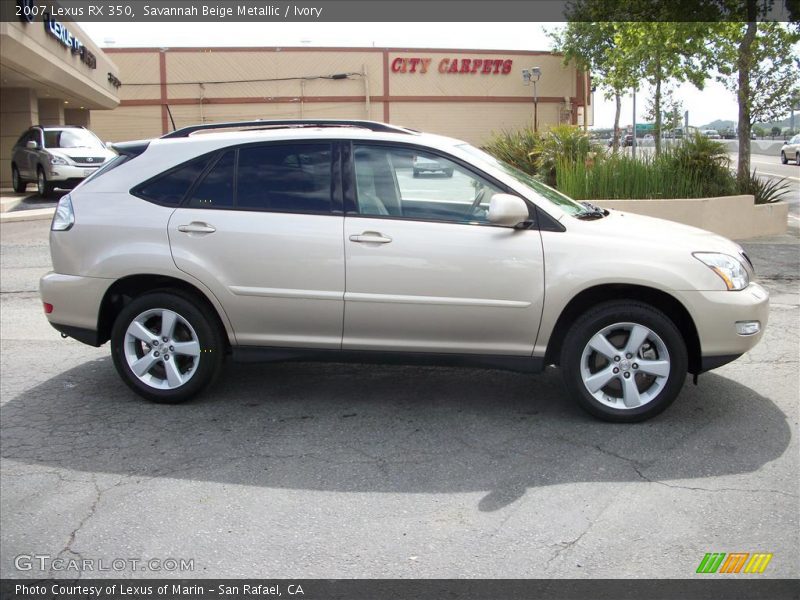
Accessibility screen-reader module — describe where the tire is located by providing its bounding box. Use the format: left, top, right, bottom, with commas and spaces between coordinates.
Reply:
796, 152, 799, 165
412, 169, 420, 178
11, 165, 26, 193
110, 291, 225, 403
781, 151, 787, 164
36, 167, 53, 197
444, 168, 454, 177
559, 300, 688, 423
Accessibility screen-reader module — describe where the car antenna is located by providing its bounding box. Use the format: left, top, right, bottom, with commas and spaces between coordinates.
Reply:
165, 104, 177, 131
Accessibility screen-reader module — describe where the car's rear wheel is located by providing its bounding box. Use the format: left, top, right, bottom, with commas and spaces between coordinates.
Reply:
412, 168, 420, 178
11, 165, 26, 193
781, 151, 788, 164
111, 292, 224, 403
36, 167, 53, 197
795, 152, 799, 165
560, 301, 688, 422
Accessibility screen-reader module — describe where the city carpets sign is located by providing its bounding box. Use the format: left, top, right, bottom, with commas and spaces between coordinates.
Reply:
391, 56, 513, 75
43, 12, 97, 69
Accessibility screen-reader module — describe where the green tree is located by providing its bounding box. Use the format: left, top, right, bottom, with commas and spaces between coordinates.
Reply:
752, 125, 765, 137
644, 87, 684, 135
613, 21, 714, 155
549, 22, 636, 153
709, 3, 800, 182
771, 126, 782, 137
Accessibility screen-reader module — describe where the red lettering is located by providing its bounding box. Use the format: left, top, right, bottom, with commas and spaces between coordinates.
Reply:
448, 59, 459, 73
501, 59, 513, 74
391, 57, 403, 73
438, 58, 449, 73
482, 60, 493, 74
471, 59, 482, 73
408, 58, 420, 73
460, 59, 471, 73
492, 59, 503, 74
420, 58, 432, 74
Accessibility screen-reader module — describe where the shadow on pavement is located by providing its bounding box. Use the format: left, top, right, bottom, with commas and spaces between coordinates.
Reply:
0, 358, 791, 511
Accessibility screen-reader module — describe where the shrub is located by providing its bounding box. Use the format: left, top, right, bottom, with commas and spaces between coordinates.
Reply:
482, 127, 542, 177
739, 170, 791, 204
555, 153, 703, 200
537, 125, 603, 186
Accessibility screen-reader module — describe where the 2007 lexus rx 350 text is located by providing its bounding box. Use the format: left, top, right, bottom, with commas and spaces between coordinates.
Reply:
39, 120, 768, 422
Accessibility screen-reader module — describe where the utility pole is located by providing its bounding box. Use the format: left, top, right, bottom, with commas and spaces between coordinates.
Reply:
632, 86, 637, 159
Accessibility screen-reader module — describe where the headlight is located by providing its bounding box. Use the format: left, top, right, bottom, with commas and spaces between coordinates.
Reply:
693, 252, 749, 290
51, 194, 74, 231
49, 155, 68, 165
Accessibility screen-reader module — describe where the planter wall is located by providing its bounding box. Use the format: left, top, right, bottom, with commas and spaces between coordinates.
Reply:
594, 195, 788, 240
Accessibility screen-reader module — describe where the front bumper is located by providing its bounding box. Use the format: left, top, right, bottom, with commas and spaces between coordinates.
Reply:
47, 163, 100, 183
674, 282, 769, 370
40, 272, 113, 346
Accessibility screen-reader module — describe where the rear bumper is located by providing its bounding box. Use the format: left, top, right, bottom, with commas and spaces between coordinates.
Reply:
40, 272, 112, 346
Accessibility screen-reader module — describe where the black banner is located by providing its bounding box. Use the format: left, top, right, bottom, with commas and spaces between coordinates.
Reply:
2, 579, 799, 600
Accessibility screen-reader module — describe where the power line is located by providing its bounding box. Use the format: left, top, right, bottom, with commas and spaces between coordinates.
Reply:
121, 73, 363, 86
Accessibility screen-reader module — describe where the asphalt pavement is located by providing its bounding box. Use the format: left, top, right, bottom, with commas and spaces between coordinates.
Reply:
0, 219, 797, 579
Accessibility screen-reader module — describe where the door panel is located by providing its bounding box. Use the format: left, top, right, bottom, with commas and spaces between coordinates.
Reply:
169, 209, 345, 348
343, 217, 544, 355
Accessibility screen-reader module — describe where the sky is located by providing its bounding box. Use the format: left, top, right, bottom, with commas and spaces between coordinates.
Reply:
78, 21, 747, 129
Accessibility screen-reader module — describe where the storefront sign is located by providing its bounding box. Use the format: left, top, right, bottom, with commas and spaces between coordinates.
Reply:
391, 57, 513, 75
43, 12, 97, 69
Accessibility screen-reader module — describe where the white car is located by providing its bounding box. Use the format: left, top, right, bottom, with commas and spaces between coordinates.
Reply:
40, 119, 768, 422
780, 134, 800, 164
413, 154, 454, 177
11, 126, 117, 196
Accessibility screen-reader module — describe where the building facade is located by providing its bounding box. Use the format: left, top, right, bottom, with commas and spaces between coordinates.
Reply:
94, 46, 591, 145
0, 16, 120, 186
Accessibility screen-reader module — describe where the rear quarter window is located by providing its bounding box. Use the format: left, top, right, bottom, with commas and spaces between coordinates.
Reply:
132, 154, 213, 206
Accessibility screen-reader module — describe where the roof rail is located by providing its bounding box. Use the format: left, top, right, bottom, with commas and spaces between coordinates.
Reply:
160, 119, 417, 139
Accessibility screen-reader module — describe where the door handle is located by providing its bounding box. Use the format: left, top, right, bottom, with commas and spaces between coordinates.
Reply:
349, 231, 392, 244
178, 222, 216, 234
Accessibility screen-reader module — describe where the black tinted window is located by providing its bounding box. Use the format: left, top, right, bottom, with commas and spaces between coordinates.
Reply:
237, 144, 332, 213
187, 151, 235, 208
135, 155, 212, 206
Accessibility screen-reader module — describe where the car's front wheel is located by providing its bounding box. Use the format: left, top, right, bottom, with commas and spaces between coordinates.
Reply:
781, 151, 788, 164
11, 165, 26, 193
560, 301, 688, 422
37, 167, 53, 197
111, 292, 224, 403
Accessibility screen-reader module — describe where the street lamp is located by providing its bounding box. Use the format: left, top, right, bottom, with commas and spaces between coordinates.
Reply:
522, 67, 542, 132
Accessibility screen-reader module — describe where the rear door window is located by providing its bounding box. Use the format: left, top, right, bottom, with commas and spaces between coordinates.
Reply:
236, 144, 332, 213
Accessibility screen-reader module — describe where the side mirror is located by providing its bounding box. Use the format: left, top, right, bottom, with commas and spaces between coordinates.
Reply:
26, 140, 38, 150
487, 193, 530, 227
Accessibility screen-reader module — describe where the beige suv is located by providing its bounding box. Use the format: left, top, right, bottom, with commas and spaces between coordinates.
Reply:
40, 120, 769, 422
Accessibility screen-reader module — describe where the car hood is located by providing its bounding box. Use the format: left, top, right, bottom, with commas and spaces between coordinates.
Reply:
581, 209, 743, 255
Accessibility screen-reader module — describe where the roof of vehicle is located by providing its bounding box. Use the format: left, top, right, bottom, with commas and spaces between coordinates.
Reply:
143, 120, 467, 154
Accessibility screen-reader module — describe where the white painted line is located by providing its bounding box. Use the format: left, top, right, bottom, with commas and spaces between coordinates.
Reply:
0, 208, 55, 223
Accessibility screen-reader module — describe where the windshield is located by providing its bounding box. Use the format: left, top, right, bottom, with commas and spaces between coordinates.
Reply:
457, 143, 589, 216
44, 129, 104, 150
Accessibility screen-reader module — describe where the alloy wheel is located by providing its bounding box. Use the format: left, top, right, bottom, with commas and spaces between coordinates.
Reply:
123, 308, 202, 390
579, 322, 671, 410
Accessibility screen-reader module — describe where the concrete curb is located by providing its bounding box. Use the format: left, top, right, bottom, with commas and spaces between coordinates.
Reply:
0, 208, 55, 223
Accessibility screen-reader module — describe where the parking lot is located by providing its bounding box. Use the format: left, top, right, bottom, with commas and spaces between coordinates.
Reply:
1, 218, 797, 579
